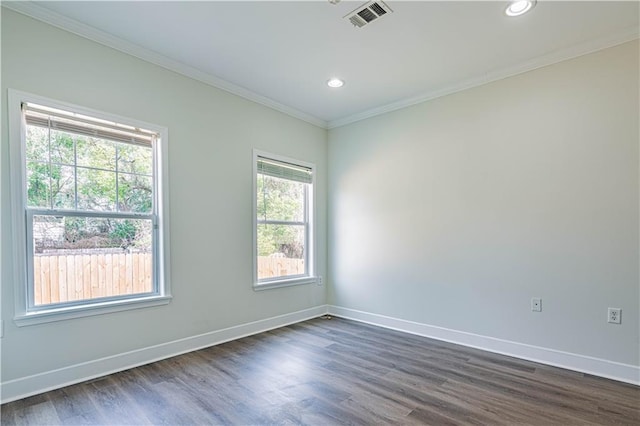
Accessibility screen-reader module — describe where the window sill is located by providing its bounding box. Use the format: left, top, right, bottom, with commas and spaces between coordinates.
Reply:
14, 295, 172, 327
253, 276, 318, 291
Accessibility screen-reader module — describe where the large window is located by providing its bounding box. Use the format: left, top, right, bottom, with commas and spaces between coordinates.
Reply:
9, 90, 170, 325
253, 150, 316, 289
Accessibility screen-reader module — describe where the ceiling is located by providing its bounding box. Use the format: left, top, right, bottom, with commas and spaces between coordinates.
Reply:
5, 1, 639, 128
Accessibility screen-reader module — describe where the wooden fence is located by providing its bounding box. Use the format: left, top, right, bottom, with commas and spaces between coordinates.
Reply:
33, 253, 305, 305
33, 252, 152, 306
258, 256, 305, 280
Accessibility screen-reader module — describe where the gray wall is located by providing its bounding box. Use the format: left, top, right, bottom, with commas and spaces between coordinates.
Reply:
328, 41, 639, 366
1, 10, 327, 382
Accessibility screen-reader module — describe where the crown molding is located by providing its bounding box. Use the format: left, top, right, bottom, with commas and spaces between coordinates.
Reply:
1, 2, 329, 129
328, 24, 640, 129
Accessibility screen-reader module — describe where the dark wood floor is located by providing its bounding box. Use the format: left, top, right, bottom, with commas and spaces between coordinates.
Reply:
2, 317, 639, 425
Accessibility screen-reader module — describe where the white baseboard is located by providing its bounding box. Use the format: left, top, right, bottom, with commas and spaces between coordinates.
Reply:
4, 304, 636, 404
0, 305, 329, 404
327, 305, 640, 386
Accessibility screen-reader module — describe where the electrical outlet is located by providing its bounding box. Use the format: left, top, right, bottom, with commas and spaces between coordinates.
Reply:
317, 276, 323, 286
607, 308, 621, 324
531, 297, 542, 312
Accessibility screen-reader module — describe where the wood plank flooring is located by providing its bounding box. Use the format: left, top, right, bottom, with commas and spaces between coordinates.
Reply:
2, 317, 638, 425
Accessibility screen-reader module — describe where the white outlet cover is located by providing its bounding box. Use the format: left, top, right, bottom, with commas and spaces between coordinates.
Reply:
607, 308, 621, 324
531, 298, 542, 312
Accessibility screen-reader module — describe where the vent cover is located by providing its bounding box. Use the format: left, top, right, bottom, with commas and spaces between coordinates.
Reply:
344, 1, 393, 28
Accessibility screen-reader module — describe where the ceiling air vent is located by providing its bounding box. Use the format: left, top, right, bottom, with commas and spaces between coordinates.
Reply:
344, 1, 393, 28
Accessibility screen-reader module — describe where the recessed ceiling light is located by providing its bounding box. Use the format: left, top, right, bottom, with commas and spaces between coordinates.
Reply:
327, 78, 345, 88
505, 0, 536, 17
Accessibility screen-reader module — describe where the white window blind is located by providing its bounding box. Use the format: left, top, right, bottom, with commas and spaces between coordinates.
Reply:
257, 156, 312, 184
22, 102, 156, 147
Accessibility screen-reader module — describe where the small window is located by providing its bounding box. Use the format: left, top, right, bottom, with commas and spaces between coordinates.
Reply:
9, 91, 171, 325
253, 150, 316, 289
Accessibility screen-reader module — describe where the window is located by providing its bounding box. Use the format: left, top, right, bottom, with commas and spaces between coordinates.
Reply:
253, 150, 316, 289
8, 90, 170, 325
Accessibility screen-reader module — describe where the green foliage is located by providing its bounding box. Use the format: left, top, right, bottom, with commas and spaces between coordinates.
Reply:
49, 131, 75, 164
109, 220, 137, 248
118, 174, 152, 213
27, 161, 50, 207
63, 216, 86, 244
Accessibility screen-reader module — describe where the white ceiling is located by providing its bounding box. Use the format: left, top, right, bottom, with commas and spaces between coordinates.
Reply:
6, 1, 639, 128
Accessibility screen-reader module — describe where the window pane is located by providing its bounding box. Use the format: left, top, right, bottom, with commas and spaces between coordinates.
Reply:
32, 215, 153, 306
26, 161, 50, 208
118, 173, 153, 213
77, 167, 116, 211
257, 224, 305, 280
51, 130, 78, 165
26, 126, 49, 162
26, 145, 76, 210
49, 130, 75, 165
118, 143, 152, 175
51, 165, 75, 210
76, 135, 116, 170
257, 174, 305, 222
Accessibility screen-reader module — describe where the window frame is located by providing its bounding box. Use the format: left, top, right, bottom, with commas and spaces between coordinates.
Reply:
8, 89, 171, 326
252, 149, 317, 290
